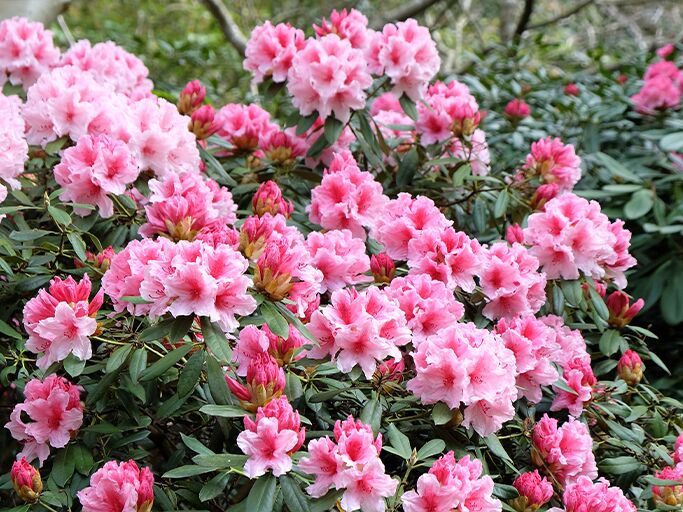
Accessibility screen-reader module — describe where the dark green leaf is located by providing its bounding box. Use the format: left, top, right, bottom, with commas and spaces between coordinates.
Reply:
324, 116, 344, 145
598, 329, 623, 357
261, 301, 289, 338
139, 317, 176, 342
106, 345, 133, 373
48, 205, 72, 226
397, 148, 418, 187
399, 94, 418, 121
178, 349, 206, 396
598, 456, 645, 475
207, 354, 232, 405
246, 473, 277, 512
280, 475, 311, 512
169, 315, 195, 342
140, 344, 193, 382
296, 113, 318, 136
199, 473, 231, 502
201, 317, 232, 363
386, 423, 412, 459
200, 404, 247, 418
163, 465, 216, 478
360, 398, 382, 434
67, 231, 87, 261
416, 439, 446, 460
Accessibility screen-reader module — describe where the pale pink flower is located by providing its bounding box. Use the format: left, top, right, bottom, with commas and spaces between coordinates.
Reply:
524, 137, 582, 191
339, 458, 398, 512
551, 356, 596, 417
632, 74, 681, 113
244, 21, 305, 84
0, 17, 60, 88
215, 103, 279, 152
306, 229, 371, 293
239, 212, 304, 260
447, 128, 490, 176
287, 34, 372, 122
77, 460, 154, 512
416, 80, 480, 144
513, 470, 553, 507
314, 9, 370, 50
299, 437, 342, 497
60, 40, 153, 100
252, 180, 294, 217
0, 93, 28, 193
561, 476, 636, 512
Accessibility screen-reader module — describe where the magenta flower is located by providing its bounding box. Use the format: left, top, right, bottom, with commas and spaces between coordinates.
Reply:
513, 470, 553, 508
524, 137, 582, 191
606, 291, 644, 328
504, 98, 531, 119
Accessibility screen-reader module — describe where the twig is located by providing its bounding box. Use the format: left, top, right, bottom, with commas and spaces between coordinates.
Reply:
198, 0, 247, 56
513, 0, 536, 37
57, 14, 75, 46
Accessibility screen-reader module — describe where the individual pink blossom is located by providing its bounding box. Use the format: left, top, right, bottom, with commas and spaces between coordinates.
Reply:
559, 476, 637, 512
215, 103, 279, 152
5, 375, 83, 465
77, 460, 154, 512
524, 137, 582, 191
564, 83, 580, 96
551, 356, 596, 417
314, 9, 370, 50
188, 104, 219, 140
406, 227, 483, 292
140, 172, 237, 240
617, 349, 644, 386
447, 128, 490, 176
606, 291, 644, 328
339, 457, 398, 512
373, 193, 452, 261
504, 99, 531, 119
244, 21, 306, 84
408, 323, 517, 436
177, 79, 206, 115
367, 19, 440, 101
308, 286, 410, 378
60, 40, 153, 100
306, 229, 372, 293
233, 324, 305, 374
653, 466, 683, 506
287, 34, 372, 122
657, 43, 675, 59
239, 212, 303, 260
308, 152, 388, 238
479, 242, 547, 320
385, 274, 464, 345
416, 80, 480, 144
238, 396, 304, 478
260, 129, 308, 166
532, 414, 597, 486
506, 224, 525, 245
370, 253, 396, 284
0, 93, 28, 194
195, 224, 240, 249
632, 69, 681, 114
0, 17, 60, 88
23, 274, 103, 369
11, 458, 42, 503
54, 134, 141, 218
513, 470, 553, 508
227, 352, 286, 410
402, 452, 501, 512
252, 180, 294, 218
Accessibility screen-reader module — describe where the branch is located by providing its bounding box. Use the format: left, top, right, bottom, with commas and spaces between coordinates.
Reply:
382, 0, 444, 24
513, 0, 536, 37
199, 0, 247, 56
526, 0, 595, 31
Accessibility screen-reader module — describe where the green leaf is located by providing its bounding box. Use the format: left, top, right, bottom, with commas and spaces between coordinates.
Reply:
120, 296, 152, 304
139, 317, 176, 342
360, 398, 382, 435
48, 205, 72, 226
432, 403, 452, 425
397, 148, 419, 187
178, 349, 206, 397
181, 433, 214, 456
199, 473, 231, 502
279, 475, 311, 512
201, 317, 232, 363
386, 423, 412, 459
140, 344, 193, 382
10, 229, 53, 241
399, 94, 418, 121
67, 231, 88, 261
295, 113, 318, 136
200, 404, 247, 418
64, 354, 86, 377
199, 146, 237, 187
106, 345, 133, 373
129, 348, 148, 382
553, 377, 579, 396
0, 318, 21, 339
311, 490, 344, 512
207, 354, 232, 405
661, 268, 683, 325
324, 116, 344, 145
71, 444, 94, 475
163, 465, 216, 478
246, 473, 277, 512
598, 329, 623, 357
484, 435, 514, 467
598, 456, 645, 475
193, 453, 248, 468
45, 136, 68, 154
594, 152, 642, 183
306, 133, 330, 158
51, 445, 76, 486
169, 314, 195, 342
494, 190, 509, 218
260, 301, 289, 338
588, 286, 609, 322
623, 189, 653, 219
416, 439, 446, 460
660, 131, 683, 152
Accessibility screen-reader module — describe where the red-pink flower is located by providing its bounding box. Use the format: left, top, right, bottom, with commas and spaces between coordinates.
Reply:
244, 21, 305, 84
564, 83, 580, 96
11, 458, 42, 503
252, 180, 294, 218
370, 253, 396, 284
287, 34, 372, 122
524, 137, 582, 191
561, 476, 636, 512
306, 229, 372, 293
504, 98, 531, 119
314, 9, 370, 50
226, 353, 286, 410
606, 291, 644, 328
188, 104, 219, 140
657, 43, 675, 59
513, 470, 553, 508
177, 79, 205, 115
77, 460, 154, 512
617, 349, 644, 386
233, 324, 305, 373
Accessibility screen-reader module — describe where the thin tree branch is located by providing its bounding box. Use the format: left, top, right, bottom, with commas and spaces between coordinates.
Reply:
526, 0, 595, 31
198, 0, 247, 56
513, 0, 536, 37
382, 0, 444, 24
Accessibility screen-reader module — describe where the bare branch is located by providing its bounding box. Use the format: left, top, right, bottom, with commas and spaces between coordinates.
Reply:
198, 0, 247, 56
514, 0, 536, 37
382, 0, 444, 24
526, 0, 595, 31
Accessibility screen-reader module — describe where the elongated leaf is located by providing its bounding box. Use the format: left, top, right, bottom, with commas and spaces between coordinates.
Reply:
386, 423, 412, 459
360, 398, 382, 434
399, 94, 418, 121
280, 475, 311, 512
200, 404, 248, 418
397, 148, 418, 187
193, 453, 248, 468
67, 232, 87, 261
106, 345, 132, 373
200, 472, 231, 502
139, 317, 176, 342
163, 465, 216, 478
129, 348, 148, 382
201, 317, 232, 363
207, 354, 232, 405
169, 315, 194, 342
324, 116, 344, 145
178, 349, 206, 396
598, 456, 645, 475
246, 473, 277, 512
140, 344, 193, 382
416, 439, 446, 460
261, 301, 289, 338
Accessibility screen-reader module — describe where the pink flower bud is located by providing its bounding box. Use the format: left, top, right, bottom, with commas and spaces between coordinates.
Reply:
177, 79, 206, 115
11, 458, 42, 503
254, 239, 297, 300
227, 353, 286, 411
188, 104, 218, 140
606, 291, 644, 328
530, 183, 559, 210
370, 253, 395, 284
617, 74, 628, 85
617, 349, 644, 386
564, 83, 580, 96
504, 99, 531, 120
505, 224, 525, 245
262, 323, 305, 365
512, 470, 553, 510
374, 357, 405, 383
657, 43, 674, 59
252, 181, 294, 218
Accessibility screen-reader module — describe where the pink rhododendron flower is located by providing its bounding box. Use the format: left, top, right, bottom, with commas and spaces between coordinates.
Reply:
657, 43, 675, 59
0, 17, 60, 88
564, 83, 580, 96
308, 286, 410, 378
524, 193, 636, 288
644, 60, 683, 88
551, 356, 596, 417
140, 172, 237, 240
504, 98, 531, 119
531, 183, 560, 210
314, 9, 370, 50
370, 253, 396, 284
513, 470, 553, 508
238, 396, 304, 477
11, 458, 43, 503
177, 79, 205, 115
252, 181, 294, 218
524, 137, 582, 191
617, 349, 644, 386
54, 134, 141, 218
306, 229, 372, 293
447, 128, 491, 176
402, 452, 501, 512
5, 375, 83, 465
287, 34, 372, 122
60, 40, 153, 100
77, 460, 154, 512
195, 224, 241, 249
260, 129, 308, 166
416, 80, 480, 144
632, 74, 681, 113
653, 466, 683, 506
244, 21, 305, 84
506, 224, 525, 245
532, 414, 597, 486
23, 274, 103, 369
408, 322, 517, 436
556, 476, 637, 512
227, 353, 286, 410
340, 457, 398, 512
385, 274, 464, 345
215, 103, 279, 152
0, 93, 28, 195
606, 291, 644, 328
308, 152, 388, 238
239, 212, 304, 260
188, 104, 219, 140
233, 324, 305, 374
367, 19, 440, 101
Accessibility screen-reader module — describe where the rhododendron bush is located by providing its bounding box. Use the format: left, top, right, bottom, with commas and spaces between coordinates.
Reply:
1, 12, 683, 512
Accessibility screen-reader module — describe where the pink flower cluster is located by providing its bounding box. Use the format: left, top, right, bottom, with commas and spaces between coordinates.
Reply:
524, 193, 636, 288
140, 172, 237, 240
233, 324, 305, 373
5, 375, 83, 465
215, 103, 279, 152
479, 242, 547, 320
0, 93, 28, 203
0, 17, 60, 88
632, 60, 682, 114
306, 229, 371, 293
549, 476, 636, 512
313, 9, 369, 50
309, 287, 410, 378
77, 460, 154, 512
513, 470, 553, 508
408, 322, 517, 436
532, 414, 597, 486
237, 397, 305, 478
60, 40, 153, 99
54, 134, 140, 217
402, 451, 501, 512
23, 274, 103, 370
524, 137, 582, 191
300, 416, 397, 512
416, 80, 481, 144
244, 22, 305, 84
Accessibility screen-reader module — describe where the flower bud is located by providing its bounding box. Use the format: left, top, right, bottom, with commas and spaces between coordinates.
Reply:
582, 280, 606, 298
254, 240, 296, 301
606, 291, 644, 328
617, 74, 628, 85
177, 79, 206, 115
188, 104, 218, 140
564, 83, 579, 96
226, 353, 286, 411
511, 470, 553, 511
505, 224, 525, 245
617, 349, 644, 386
76, 246, 115, 273
504, 99, 531, 120
657, 43, 674, 59
374, 357, 405, 383
11, 458, 42, 503
530, 183, 559, 210
252, 181, 293, 218
370, 253, 395, 284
